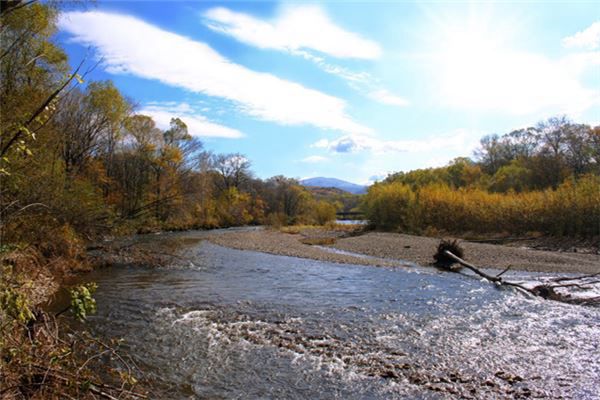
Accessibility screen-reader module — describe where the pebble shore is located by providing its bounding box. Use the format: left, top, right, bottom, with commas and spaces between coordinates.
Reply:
205, 228, 600, 274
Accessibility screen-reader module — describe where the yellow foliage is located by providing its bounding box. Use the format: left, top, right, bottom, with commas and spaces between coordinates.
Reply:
363, 174, 600, 236
215, 187, 264, 227
310, 200, 337, 225
362, 182, 417, 231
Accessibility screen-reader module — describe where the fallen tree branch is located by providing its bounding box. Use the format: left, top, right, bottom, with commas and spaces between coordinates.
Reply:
441, 250, 535, 295
496, 265, 512, 278
434, 240, 600, 306
549, 272, 600, 283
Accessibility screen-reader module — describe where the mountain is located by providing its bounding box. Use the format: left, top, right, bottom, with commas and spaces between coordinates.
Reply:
300, 177, 367, 194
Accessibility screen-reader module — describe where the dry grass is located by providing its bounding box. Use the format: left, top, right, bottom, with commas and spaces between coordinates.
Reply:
0, 310, 145, 399
279, 223, 364, 236
279, 225, 318, 234
0, 249, 145, 399
300, 237, 336, 246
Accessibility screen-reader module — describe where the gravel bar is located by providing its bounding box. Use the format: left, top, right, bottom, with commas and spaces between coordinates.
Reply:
206, 229, 600, 274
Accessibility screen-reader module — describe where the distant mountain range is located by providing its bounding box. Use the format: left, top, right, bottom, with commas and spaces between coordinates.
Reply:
300, 177, 367, 194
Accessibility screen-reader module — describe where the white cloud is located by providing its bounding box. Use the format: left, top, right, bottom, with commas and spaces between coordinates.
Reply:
140, 102, 244, 139
300, 155, 329, 163
433, 24, 600, 115
59, 11, 371, 134
563, 21, 600, 50
203, 6, 409, 107
313, 130, 478, 155
291, 49, 373, 83
368, 89, 410, 107
367, 173, 387, 184
203, 5, 381, 59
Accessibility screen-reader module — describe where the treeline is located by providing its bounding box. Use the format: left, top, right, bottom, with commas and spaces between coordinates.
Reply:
364, 117, 600, 237
305, 186, 362, 214
0, 2, 336, 254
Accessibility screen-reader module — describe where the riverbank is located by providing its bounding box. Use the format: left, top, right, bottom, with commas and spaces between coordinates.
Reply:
0, 247, 145, 399
205, 227, 600, 274
74, 229, 600, 399
206, 229, 404, 268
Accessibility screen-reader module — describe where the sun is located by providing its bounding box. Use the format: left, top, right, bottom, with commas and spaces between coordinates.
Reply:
419, 5, 560, 114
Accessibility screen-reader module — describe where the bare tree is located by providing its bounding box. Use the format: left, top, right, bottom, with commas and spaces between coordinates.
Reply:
211, 153, 252, 192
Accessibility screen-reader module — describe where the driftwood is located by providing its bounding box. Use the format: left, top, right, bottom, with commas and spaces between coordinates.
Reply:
434, 240, 600, 306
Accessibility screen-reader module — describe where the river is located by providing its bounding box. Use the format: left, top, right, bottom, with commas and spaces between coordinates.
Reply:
73, 231, 600, 399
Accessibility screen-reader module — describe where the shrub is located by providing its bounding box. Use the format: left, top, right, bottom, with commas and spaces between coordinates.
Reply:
361, 175, 600, 237
310, 200, 337, 225
362, 182, 417, 231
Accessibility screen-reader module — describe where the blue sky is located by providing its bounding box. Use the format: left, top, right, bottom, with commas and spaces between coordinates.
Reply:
57, 1, 600, 184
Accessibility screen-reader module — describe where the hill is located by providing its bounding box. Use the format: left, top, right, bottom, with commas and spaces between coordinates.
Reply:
300, 177, 367, 194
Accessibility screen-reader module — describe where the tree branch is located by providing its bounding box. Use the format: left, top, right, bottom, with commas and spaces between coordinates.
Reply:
1, 58, 85, 158
441, 249, 600, 306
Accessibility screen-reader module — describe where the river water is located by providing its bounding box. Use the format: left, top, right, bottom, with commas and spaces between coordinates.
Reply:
76, 232, 600, 399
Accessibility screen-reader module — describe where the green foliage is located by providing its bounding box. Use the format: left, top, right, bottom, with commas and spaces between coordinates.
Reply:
305, 186, 361, 213
216, 187, 263, 226
1, 283, 35, 324
259, 176, 328, 226
69, 283, 98, 322
1, 1, 68, 168
362, 182, 417, 231
385, 157, 484, 191
0, 243, 20, 255
0, 263, 141, 399
490, 160, 532, 192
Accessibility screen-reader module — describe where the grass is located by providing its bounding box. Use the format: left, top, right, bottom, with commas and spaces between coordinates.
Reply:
279, 223, 364, 235
300, 237, 337, 246
279, 225, 319, 234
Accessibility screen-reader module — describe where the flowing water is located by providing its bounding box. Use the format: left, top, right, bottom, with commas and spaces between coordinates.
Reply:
74, 231, 600, 399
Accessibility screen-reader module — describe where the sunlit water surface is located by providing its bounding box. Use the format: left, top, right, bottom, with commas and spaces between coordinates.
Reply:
75, 232, 600, 399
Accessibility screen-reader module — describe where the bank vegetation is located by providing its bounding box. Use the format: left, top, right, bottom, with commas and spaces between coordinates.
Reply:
1, 1, 335, 397
363, 118, 599, 238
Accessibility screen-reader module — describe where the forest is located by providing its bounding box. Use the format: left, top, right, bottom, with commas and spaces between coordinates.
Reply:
3, 2, 597, 257
363, 117, 600, 237
1, 1, 599, 398
0, 2, 337, 251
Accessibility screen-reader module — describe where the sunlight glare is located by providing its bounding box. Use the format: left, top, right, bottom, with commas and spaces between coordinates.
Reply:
427, 10, 595, 115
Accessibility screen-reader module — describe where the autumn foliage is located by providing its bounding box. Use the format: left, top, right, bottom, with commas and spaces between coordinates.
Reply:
364, 171, 599, 237
364, 117, 599, 237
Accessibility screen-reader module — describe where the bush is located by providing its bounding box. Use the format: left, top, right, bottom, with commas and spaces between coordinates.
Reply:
310, 200, 337, 225
361, 175, 600, 237
362, 182, 417, 231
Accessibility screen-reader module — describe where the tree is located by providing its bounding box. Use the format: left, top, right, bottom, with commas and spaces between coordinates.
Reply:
537, 116, 570, 158
211, 153, 252, 192
446, 157, 482, 188
107, 115, 160, 218
474, 134, 506, 175
563, 123, 594, 175
490, 160, 533, 193
0, 1, 70, 168
55, 81, 129, 176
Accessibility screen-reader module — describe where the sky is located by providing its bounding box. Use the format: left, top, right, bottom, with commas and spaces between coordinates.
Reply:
56, 1, 600, 184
